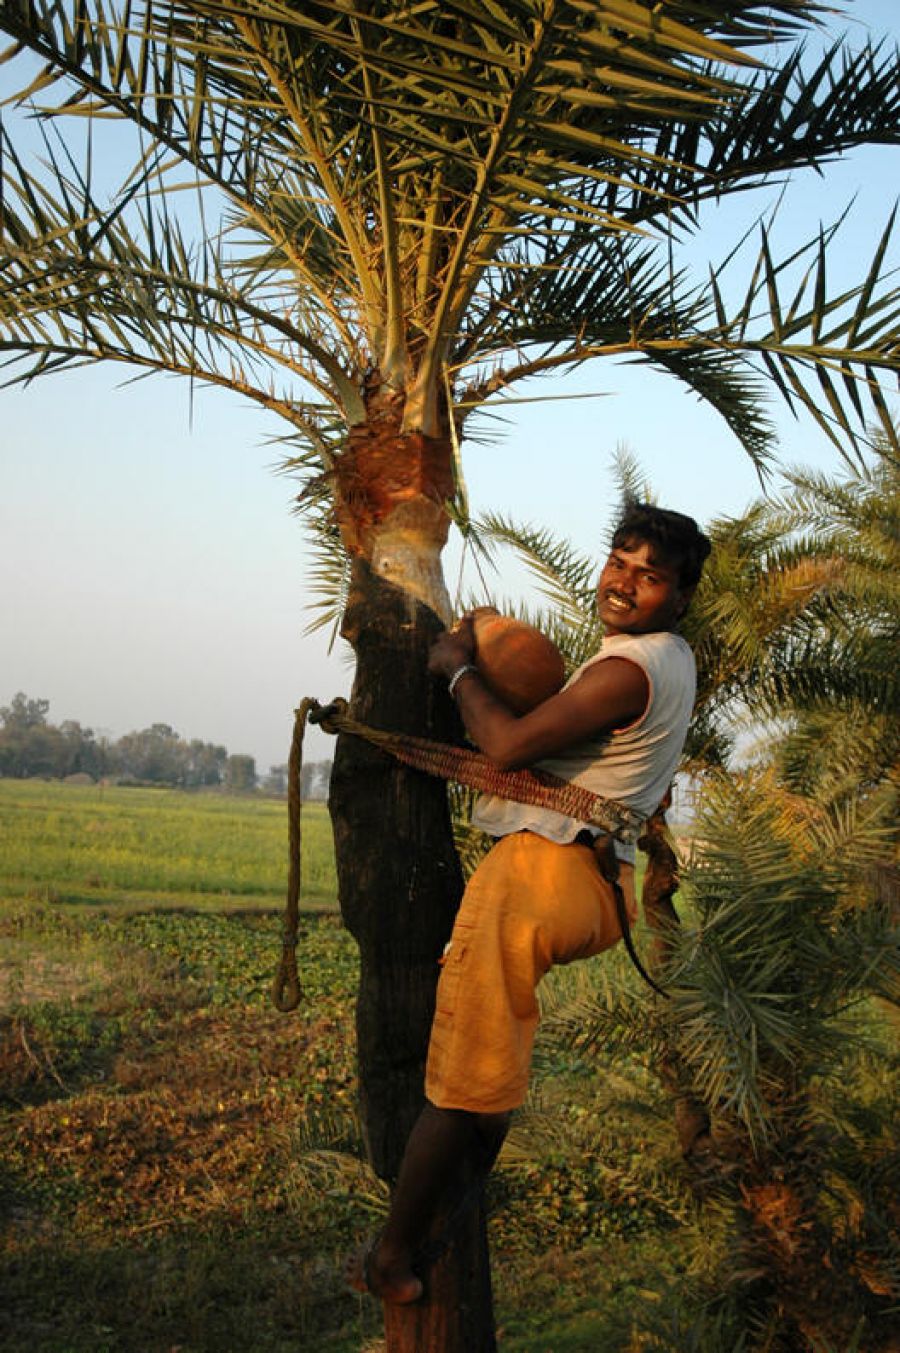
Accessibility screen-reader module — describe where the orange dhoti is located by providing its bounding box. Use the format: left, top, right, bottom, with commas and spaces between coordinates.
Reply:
425, 830, 636, 1114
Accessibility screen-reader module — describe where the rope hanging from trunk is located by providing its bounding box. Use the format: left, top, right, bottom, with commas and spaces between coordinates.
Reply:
270, 698, 318, 1013
271, 697, 656, 1012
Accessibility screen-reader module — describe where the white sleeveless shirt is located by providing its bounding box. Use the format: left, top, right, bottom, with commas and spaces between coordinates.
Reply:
471, 630, 696, 863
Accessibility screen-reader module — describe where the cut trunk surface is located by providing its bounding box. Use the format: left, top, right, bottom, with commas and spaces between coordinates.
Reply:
334, 391, 455, 621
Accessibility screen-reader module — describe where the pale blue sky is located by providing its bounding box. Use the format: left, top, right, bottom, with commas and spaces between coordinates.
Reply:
2, 1, 898, 771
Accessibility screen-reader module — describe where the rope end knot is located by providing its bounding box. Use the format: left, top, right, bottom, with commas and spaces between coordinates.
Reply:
307, 697, 349, 736
271, 964, 302, 1012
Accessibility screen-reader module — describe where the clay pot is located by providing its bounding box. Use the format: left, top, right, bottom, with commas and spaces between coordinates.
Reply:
469, 606, 566, 714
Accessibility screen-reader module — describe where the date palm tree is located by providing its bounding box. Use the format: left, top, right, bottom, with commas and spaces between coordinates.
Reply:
2, 4, 900, 1346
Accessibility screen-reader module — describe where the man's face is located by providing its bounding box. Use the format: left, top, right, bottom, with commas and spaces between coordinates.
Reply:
596, 539, 691, 636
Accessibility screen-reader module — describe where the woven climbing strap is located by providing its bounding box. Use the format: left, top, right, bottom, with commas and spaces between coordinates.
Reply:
271, 696, 645, 1013
310, 697, 644, 841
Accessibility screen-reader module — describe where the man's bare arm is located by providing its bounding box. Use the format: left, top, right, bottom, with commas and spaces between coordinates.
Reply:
429, 618, 648, 771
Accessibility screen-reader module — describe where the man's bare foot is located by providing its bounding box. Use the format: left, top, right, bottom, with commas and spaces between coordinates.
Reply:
345, 1235, 424, 1305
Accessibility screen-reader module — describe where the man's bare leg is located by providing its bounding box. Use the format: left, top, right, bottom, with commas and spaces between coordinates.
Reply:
348, 1102, 510, 1303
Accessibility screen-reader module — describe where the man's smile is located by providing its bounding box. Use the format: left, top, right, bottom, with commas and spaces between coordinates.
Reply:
602, 592, 634, 612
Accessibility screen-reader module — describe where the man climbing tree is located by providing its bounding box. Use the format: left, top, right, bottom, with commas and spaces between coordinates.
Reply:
346, 503, 710, 1304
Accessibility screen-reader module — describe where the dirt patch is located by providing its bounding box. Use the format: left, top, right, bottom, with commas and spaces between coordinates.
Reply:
6, 1004, 356, 1233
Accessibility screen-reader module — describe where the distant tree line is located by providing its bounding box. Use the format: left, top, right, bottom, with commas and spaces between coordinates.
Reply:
0, 693, 331, 797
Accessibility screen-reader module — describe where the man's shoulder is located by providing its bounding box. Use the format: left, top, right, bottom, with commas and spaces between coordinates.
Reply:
602, 629, 692, 658
575, 631, 694, 687
607, 632, 696, 689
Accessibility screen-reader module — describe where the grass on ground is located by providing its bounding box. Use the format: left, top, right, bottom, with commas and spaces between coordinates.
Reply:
0, 779, 337, 912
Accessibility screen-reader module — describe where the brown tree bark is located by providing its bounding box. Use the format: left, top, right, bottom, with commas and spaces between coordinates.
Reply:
329, 560, 496, 1350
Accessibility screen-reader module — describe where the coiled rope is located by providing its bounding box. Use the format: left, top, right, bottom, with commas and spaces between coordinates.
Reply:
271, 697, 655, 1012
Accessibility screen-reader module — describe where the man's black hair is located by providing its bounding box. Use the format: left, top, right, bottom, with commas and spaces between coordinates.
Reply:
611, 503, 711, 589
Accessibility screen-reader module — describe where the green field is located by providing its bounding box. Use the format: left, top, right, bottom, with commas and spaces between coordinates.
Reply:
0, 779, 337, 912
0, 781, 742, 1350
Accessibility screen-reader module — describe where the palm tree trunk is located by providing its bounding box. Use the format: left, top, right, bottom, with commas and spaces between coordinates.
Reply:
329, 558, 496, 1349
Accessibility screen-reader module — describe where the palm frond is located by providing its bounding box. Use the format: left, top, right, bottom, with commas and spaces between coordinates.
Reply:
670, 768, 897, 1143
0, 117, 365, 415
469, 511, 605, 673
608, 444, 654, 515
448, 781, 493, 879
282, 1101, 389, 1213
619, 39, 900, 230
455, 212, 900, 467
279, 432, 353, 647
476, 512, 596, 616
454, 230, 782, 467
